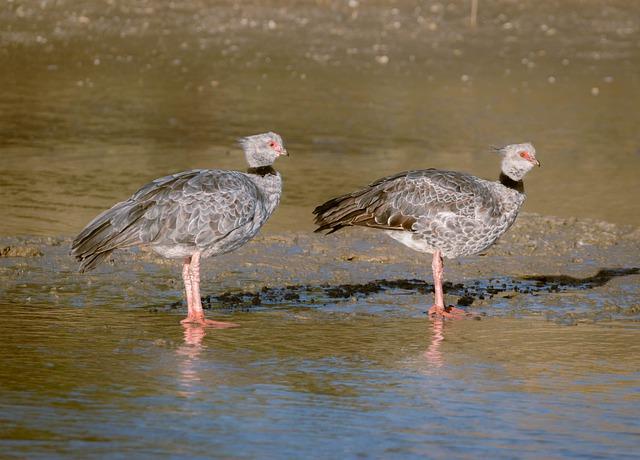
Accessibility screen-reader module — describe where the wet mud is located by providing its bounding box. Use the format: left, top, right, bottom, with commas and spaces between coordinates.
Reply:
0, 245, 43, 258
1, 214, 639, 325
194, 267, 639, 313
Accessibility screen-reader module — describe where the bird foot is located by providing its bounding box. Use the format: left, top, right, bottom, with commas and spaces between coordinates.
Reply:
181, 316, 239, 328
428, 304, 468, 319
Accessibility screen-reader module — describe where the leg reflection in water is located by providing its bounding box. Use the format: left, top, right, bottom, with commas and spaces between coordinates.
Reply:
182, 324, 207, 347
424, 317, 445, 368
176, 325, 207, 397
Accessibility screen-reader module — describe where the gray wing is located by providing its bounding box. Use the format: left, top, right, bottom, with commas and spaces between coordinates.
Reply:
313, 169, 499, 234
72, 169, 260, 271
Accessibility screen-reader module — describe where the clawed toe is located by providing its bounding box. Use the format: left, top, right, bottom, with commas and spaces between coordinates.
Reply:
428, 304, 469, 319
202, 319, 239, 329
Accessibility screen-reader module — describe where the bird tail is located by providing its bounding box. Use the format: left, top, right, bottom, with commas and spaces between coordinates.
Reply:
313, 190, 370, 234
71, 200, 148, 272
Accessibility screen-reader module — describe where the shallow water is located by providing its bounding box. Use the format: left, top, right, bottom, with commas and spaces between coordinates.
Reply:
1, 228, 639, 458
2, 302, 639, 458
1, 1, 640, 458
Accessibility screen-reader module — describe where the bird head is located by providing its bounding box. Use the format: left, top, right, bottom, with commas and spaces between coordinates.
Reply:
495, 142, 539, 181
239, 132, 288, 167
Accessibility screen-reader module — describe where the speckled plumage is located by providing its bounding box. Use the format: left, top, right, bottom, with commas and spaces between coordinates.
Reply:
314, 168, 525, 258
72, 132, 287, 327
72, 168, 282, 271
314, 142, 539, 317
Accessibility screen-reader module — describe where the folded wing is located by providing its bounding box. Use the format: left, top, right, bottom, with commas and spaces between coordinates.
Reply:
72, 170, 260, 271
313, 169, 498, 234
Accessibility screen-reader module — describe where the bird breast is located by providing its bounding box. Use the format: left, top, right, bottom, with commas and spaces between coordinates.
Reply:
388, 182, 525, 258
248, 171, 283, 218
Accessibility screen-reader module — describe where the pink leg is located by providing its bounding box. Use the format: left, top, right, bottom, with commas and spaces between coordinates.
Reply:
428, 250, 466, 319
182, 256, 194, 309
180, 252, 238, 328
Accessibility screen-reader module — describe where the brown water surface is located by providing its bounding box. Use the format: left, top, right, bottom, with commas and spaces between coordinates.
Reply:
2, 304, 639, 458
1, 0, 639, 236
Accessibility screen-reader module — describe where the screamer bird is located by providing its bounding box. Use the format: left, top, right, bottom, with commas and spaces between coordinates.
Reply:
72, 132, 287, 327
313, 143, 540, 318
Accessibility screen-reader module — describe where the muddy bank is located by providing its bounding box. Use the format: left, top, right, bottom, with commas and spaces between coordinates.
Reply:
1, 214, 639, 324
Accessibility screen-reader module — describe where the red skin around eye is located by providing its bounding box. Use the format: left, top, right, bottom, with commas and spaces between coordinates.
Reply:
520, 151, 535, 162
519, 151, 539, 166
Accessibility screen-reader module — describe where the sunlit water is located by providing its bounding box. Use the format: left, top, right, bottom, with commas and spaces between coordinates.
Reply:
1, 1, 640, 458
2, 304, 639, 458
1, 0, 640, 235
1, 231, 639, 458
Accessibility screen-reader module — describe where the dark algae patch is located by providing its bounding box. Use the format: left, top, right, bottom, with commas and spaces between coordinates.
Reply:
170, 268, 639, 313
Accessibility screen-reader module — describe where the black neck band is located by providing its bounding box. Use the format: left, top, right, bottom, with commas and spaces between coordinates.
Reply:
247, 166, 277, 176
499, 172, 524, 193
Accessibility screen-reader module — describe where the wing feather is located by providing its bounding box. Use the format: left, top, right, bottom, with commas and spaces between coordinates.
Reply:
313, 169, 497, 234
72, 169, 259, 271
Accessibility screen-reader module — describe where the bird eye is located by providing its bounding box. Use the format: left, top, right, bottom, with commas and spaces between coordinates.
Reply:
269, 141, 277, 148
519, 151, 528, 158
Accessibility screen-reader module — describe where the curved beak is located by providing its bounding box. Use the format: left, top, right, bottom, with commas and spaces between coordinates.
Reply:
280, 148, 289, 157
524, 151, 540, 167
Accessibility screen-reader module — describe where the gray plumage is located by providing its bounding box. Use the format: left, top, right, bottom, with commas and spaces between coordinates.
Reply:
314, 143, 539, 259
72, 132, 286, 272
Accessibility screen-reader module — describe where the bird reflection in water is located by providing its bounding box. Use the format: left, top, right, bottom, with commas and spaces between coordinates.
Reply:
424, 318, 445, 367
176, 325, 207, 397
